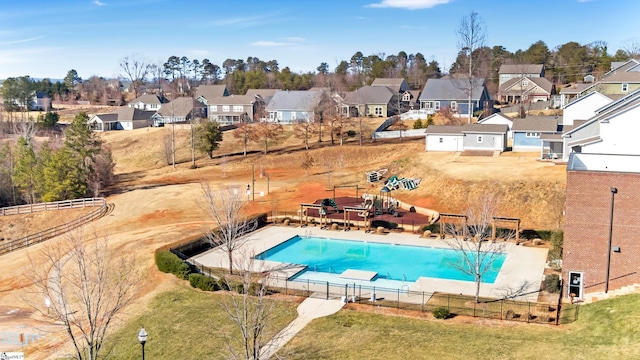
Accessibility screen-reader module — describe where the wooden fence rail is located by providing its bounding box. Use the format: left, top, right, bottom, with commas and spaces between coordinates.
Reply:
1, 198, 106, 216
0, 198, 108, 256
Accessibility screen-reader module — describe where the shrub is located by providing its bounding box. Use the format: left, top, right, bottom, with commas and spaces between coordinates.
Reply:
432, 306, 451, 319
346, 130, 356, 137
189, 273, 218, 291
413, 119, 423, 129
550, 231, 564, 259
155, 251, 192, 279
421, 223, 440, 233
543, 274, 561, 293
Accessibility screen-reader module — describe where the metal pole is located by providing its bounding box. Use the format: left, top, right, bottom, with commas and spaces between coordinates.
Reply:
141, 343, 145, 360
605, 187, 617, 293
252, 164, 255, 202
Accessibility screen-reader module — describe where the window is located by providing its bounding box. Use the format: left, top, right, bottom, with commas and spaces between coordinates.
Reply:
222, 105, 230, 112
439, 137, 443, 143
210, 105, 217, 112
450, 101, 457, 111
434, 101, 440, 111
522, 79, 529, 87
526, 132, 540, 138
477, 135, 483, 143
568, 272, 583, 299
233, 105, 243, 112
291, 112, 297, 121
402, 93, 411, 101
269, 111, 276, 119
374, 107, 383, 115
622, 83, 629, 92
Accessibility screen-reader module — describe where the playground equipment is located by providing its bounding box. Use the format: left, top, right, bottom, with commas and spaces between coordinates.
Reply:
321, 198, 339, 212
380, 175, 422, 192
366, 168, 388, 183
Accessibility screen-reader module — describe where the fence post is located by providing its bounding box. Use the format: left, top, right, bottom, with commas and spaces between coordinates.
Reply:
307, 279, 310, 297
473, 301, 476, 318
326, 281, 329, 300
422, 292, 424, 312
397, 289, 400, 309
500, 300, 503, 320
344, 284, 348, 301
555, 279, 563, 326
527, 302, 531, 323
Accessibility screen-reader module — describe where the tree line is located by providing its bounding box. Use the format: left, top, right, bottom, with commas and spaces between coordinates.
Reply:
0, 113, 115, 206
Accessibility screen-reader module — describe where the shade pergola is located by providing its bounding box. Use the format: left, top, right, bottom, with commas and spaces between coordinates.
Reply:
342, 205, 372, 230
438, 213, 468, 238
299, 203, 330, 227
491, 216, 521, 242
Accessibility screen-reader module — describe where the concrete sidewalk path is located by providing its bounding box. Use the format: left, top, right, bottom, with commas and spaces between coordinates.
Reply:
260, 297, 345, 359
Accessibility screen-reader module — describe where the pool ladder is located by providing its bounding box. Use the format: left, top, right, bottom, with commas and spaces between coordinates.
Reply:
386, 272, 392, 280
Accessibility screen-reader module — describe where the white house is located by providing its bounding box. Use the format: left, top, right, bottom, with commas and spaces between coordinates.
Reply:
477, 112, 514, 139
128, 94, 163, 111
561, 91, 612, 126
90, 107, 155, 131
562, 88, 640, 160
425, 126, 464, 152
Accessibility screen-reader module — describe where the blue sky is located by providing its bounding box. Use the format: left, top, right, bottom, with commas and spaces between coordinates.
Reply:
1, 0, 639, 80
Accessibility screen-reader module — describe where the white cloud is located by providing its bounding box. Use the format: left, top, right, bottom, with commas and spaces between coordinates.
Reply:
93, 0, 107, 6
367, 0, 451, 10
0, 36, 44, 46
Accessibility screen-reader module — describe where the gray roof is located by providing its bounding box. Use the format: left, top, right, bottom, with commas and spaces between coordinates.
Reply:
418, 78, 486, 101
559, 83, 592, 94
131, 94, 161, 105
498, 64, 544, 75
265, 90, 323, 111
424, 125, 464, 135
498, 76, 554, 95
461, 123, 508, 134
157, 97, 195, 117
245, 89, 278, 98
207, 94, 256, 106
196, 85, 229, 101
512, 116, 559, 132
343, 86, 395, 105
96, 107, 155, 122
371, 78, 405, 87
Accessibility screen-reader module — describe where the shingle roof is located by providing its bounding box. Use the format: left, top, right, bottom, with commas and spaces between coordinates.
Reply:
157, 97, 195, 117
498, 76, 554, 94
512, 116, 559, 132
265, 90, 323, 111
424, 125, 464, 135
196, 85, 229, 101
245, 89, 278, 98
418, 78, 486, 101
97, 107, 155, 121
343, 86, 395, 105
461, 123, 508, 134
207, 94, 255, 106
498, 64, 544, 75
371, 78, 406, 87
131, 94, 161, 105
559, 83, 592, 94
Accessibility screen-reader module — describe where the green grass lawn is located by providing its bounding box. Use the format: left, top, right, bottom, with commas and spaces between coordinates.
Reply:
103, 284, 298, 359
281, 294, 640, 360
104, 284, 640, 360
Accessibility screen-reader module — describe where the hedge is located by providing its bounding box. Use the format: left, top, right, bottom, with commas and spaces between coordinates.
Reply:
155, 251, 192, 280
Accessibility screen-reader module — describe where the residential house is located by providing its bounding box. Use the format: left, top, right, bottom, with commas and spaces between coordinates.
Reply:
511, 116, 559, 152
245, 89, 278, 105
418, 78, 491, 117
371, 78, 411, 93
498, 64, 544, 88
207, 94, 266, 124
128, 94, 163, 111
89, 107, 155, 131
562, 88, 640, 298
424, 124, 507, 152
342, 86, 396, 118
556, 77, 595, 108
562, 91, 612, 127
32, 91, 51, 111
151, 97, 203, 126
497, 76, 555, 104
265, 90, 324, 124
196, 84, 230, 118
578, 59, 640, 98
477, 112, 514, 139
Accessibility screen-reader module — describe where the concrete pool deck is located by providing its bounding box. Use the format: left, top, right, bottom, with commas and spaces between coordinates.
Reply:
190, 225, 549, 302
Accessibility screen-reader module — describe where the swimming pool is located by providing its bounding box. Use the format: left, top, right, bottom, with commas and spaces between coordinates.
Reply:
255, 235, 506, 283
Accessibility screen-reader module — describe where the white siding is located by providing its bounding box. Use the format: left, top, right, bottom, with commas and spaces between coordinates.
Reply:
582, 106, 640, 155
425, 134, 463, 152
562, 92, 612, 126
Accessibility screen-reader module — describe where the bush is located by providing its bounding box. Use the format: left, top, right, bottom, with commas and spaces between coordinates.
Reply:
189, 273, 218, 291
543, 274, 560, 293
432, 306, 451, 319
421, 223, 440, 233
550, 231, 563, 258
346, 130, 357, 137
155, 251, 192, 280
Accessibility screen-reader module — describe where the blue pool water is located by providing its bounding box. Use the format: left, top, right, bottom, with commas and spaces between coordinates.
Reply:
255, 236, 506, 283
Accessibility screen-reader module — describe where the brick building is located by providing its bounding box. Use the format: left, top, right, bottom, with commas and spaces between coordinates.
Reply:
563, 153, 640, 298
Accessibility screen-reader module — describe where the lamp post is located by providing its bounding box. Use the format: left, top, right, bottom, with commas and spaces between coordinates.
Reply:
138, 327, 148, 360
605, 187, 617, 294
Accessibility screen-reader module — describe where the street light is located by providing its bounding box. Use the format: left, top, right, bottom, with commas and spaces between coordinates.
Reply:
605, 187, 617, 294
138, 327, 148, 360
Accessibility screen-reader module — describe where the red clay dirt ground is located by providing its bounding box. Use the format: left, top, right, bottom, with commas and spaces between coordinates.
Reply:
0, 123, 566, 358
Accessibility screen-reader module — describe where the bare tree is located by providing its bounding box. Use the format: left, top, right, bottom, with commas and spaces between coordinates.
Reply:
200, 184, 258, 275
301, 152, 315, 176
25, 231, 137, 360
293, 120, 317, 150
119, 54, 152, 99
443, 194, 510, 303
456, 11, 486, 124
219, 254, 292, 360
254, 122, 283, 155
233, 123, 259, 156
